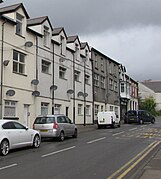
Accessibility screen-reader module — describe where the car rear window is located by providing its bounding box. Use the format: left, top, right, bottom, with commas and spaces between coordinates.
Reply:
128, 111, 137, 116
34, 117, 55, 124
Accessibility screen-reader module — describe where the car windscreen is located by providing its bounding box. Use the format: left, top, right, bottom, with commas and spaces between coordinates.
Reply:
34, 117, 55, 124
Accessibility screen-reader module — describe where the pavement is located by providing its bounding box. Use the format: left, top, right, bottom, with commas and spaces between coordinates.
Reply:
76, 123, 161, 179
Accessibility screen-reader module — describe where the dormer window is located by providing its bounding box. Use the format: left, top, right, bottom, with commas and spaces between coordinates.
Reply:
44, 26, 50, 47
16, 13, 23, 36
75, 43, 79, 61
60, 36, 65, 56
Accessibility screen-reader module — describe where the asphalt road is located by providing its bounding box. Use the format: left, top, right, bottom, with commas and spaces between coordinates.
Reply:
1, 118, 161, 179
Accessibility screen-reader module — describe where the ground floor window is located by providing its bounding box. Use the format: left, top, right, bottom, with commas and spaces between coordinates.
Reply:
94, 104, 99, 115
41, 102, 49, 115
86, 105, 90, 115
78, 104, 83, 115
110, 106, 114, 111
54, 104, 61, 114
4, 100, 16, 116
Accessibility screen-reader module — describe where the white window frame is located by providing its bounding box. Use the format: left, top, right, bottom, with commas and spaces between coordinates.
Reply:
94, 104, 99, 115
74, 70, 80, 82
95, 54, 98, 68
85, 74, 90, 85
42, 59, 51, 74
16, 13, 23, 35
59, 66, 66, 79
13, 50, 25, 74
60, 35, 66, 55
41, 102, 49, 115
44, 26, 50, 47
101, 58, 104, 71
54, 104, 61, 114
109, 78, 113, 90
78, 104, 83, 115
94, 73, 99, 87
4, 100, 16, 117
86, 105, 90, 115
114, 81, 118, 92
100, 76, 105, 88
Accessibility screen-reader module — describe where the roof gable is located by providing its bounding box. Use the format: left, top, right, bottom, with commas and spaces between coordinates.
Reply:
67, 35, 81, 45
141, 81, 161, 93
0, 3, 29, 19
27, 16, 53, 30
52, 27, 67, 39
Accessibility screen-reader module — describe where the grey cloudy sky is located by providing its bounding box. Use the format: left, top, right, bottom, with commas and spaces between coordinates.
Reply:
2, 0, 161, 81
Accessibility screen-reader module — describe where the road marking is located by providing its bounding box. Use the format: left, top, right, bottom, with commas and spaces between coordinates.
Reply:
112, 131, 124, 136
107, 141, 159, 179
129, 128, 137, 131
87, 137, 106, 144
0, 164, 17, 171
41, 146, 76, 158
117, 141, 161, 178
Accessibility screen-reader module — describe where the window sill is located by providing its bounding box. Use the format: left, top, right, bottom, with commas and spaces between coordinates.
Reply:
15, 33, 25, 39
13, 71, 27, 77
59, 77, 67, 81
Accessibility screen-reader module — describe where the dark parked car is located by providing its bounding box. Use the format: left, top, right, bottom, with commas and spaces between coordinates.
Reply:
124, 110, 155, 124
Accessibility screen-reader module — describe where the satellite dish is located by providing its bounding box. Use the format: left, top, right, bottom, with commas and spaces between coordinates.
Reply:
25, 41, 33, 47
6, 90, 15, 96
84, 93, 88, 97
77, 91, 84, 97
59, 57, 66, 63
67, 89, 74, 94
50, 85, 58, 91
32, 91, 40, 97
31, 79, 39, 85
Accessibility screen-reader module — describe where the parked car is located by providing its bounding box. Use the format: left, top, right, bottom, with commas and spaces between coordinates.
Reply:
0, 120, 41, 156
97, 111, 120, 129
124, 110, 155, 124
33, 115, 77, 141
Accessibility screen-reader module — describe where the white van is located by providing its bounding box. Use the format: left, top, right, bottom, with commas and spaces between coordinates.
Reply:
97, 111, 120, 129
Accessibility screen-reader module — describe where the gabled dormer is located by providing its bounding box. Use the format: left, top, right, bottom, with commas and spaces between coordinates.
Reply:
67, 35, 81, 61
80, 42, 91, 64
0, 3, 29, 37
52, 27, 67, 56
27, 16, 53, 48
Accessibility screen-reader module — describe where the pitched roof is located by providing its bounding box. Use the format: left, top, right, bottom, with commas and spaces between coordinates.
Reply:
141, 81, 161, 93
27, 16, 53, 30
52, 27, 67, 38
80, 42, 90, 51
0, 3, 29, 18
67, 35, 79, 43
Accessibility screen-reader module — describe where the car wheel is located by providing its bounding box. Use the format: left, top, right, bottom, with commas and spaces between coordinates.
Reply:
59, 131, 65, 142
151, 118, 155, 124
73, 129, 77, 138
139, 119, 143, 125
118, 122, 121, 127
0, 139, 9, 156
33, 135, 41, 148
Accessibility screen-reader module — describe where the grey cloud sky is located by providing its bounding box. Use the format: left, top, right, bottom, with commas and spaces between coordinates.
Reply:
2, 0, 161, 81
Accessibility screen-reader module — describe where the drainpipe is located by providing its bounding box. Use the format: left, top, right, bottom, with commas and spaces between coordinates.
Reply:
91, 58, 95, 124
73, 53, 75, 124
83, 59, 86, 126
52, 42, 55, 114
0, 20, 6, 119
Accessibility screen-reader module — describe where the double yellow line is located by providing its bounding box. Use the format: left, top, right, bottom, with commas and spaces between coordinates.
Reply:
107, 140, 161, 179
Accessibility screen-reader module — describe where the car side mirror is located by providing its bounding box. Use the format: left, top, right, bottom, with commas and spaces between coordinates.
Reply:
25, 126, 29, 130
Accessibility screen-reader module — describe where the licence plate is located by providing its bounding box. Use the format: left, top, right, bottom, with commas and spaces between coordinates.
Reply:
40, 130, 48, 132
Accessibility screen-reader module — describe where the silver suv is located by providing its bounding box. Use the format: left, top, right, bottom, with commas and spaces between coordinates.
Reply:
33, 115, 77, 141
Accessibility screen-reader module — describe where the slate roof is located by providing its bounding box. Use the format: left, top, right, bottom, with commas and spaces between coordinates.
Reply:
141, 81, 161, 93
27, 16, 53, 30
52, 27, 67, 38
0, 3, 29, 18
67, 35, 79, 43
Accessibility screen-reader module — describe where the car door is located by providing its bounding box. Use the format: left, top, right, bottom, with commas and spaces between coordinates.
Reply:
64, 116, 75, 136
13, 121, 32, 147
2, 121, 21, 149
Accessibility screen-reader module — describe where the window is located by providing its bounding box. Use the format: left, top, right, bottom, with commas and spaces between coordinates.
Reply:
121, 83, 125, 93
114, 81, 118, 91
100, 76, 105, 88
42, 60, 51, 74
94, 54, 98, 68
109, 78, 113, 90
44, 26, 50, 47
94, 73, 99, 87
16, 13, 23, 35
109, 62, 112, 74
86, 105, 90, 115
74, 70, 80, 82
75, 44, 79, 61
85, 74, 90, 85
54, 104, 61, 114
4, 101, 16, 117
41, 102, 49, 115
60, 36, 66, 55
101, 105, 104, 112
110, 106, 114, 111
59, 66, 66, 79
101, 58, 104, 72
94, 104, 99, 115
78, 104, 83, 115
13, 50, 25, 74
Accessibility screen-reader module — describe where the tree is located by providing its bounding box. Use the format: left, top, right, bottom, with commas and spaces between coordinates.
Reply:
139, 96, 157, 116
